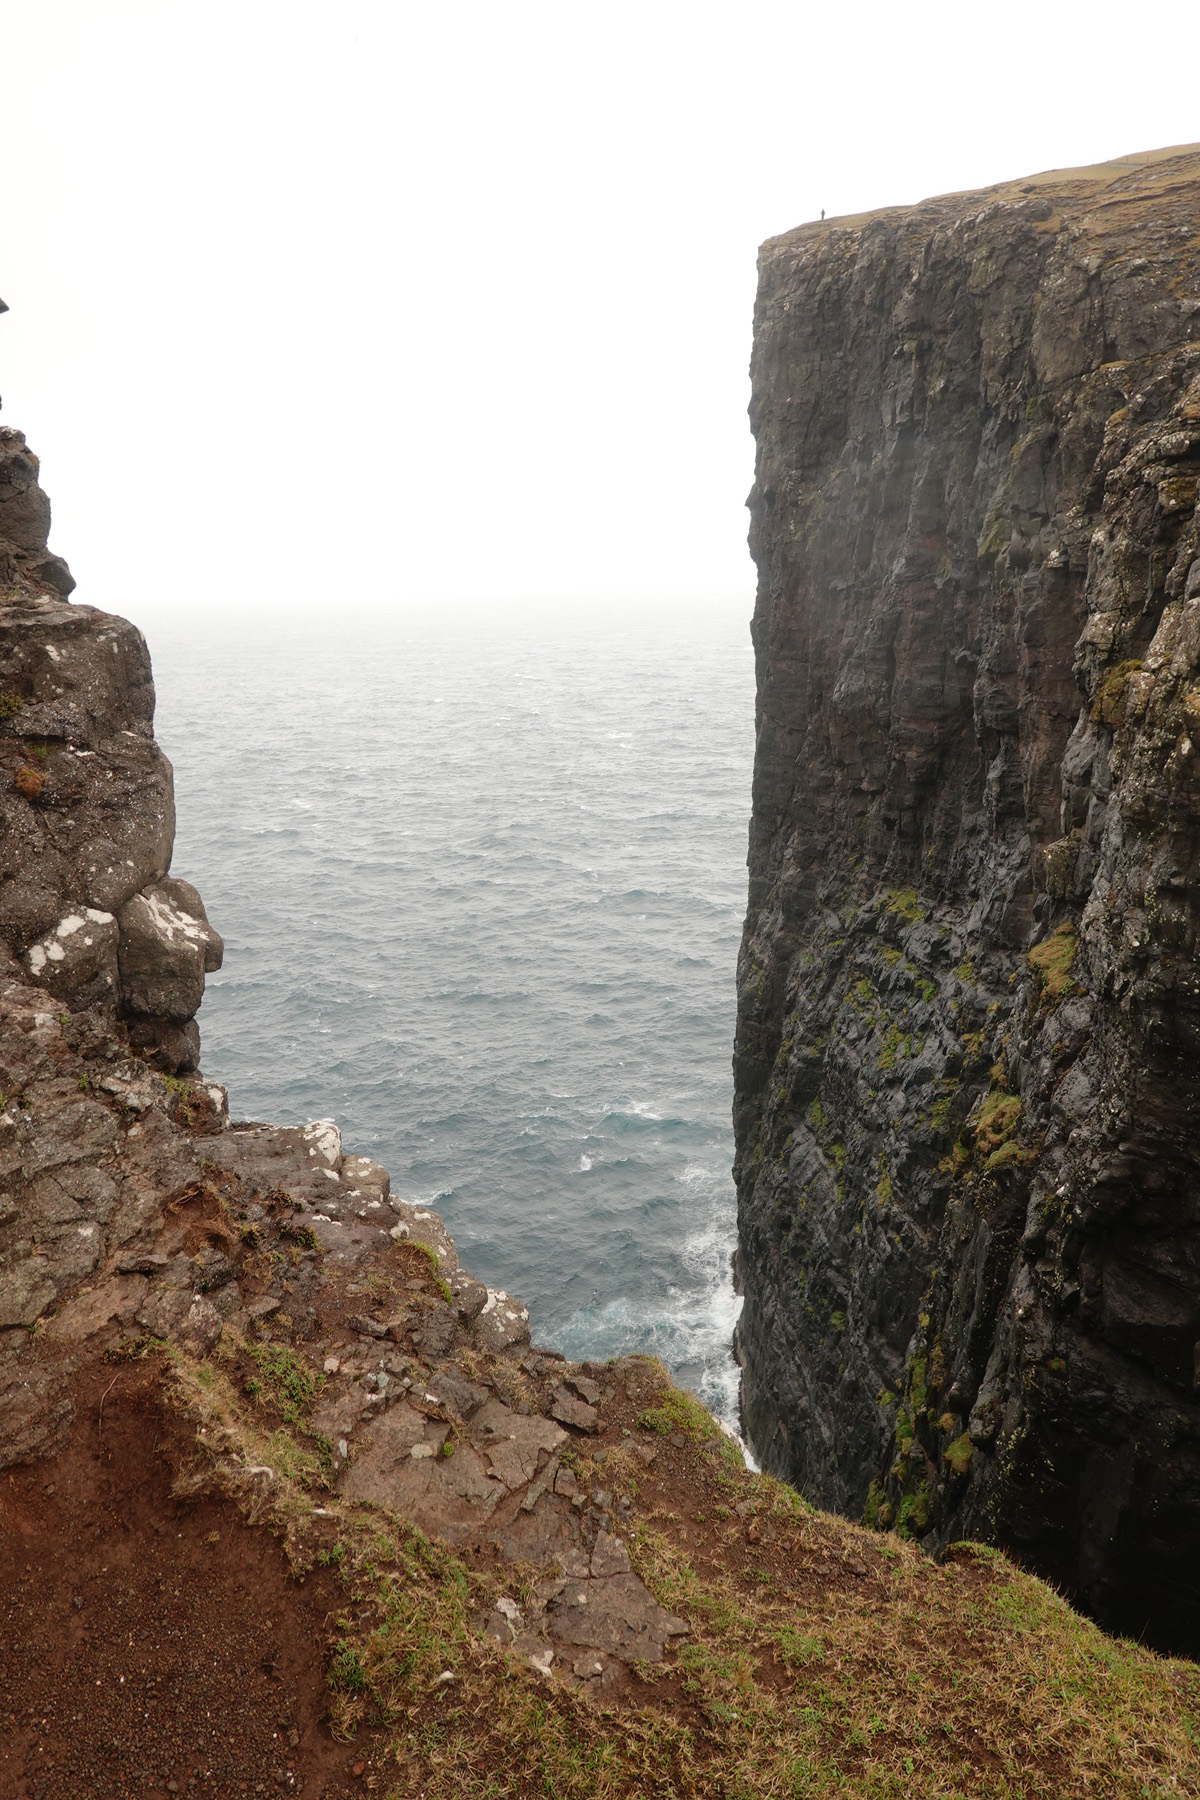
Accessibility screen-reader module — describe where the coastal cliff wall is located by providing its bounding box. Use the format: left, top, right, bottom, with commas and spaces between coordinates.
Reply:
734, 144, 1200, 1650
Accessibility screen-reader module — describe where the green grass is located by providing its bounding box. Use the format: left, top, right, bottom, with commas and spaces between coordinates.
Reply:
975, 1089, 1022, 1158
1028, 923, 1079, 1002
247, 1341, 322, 1424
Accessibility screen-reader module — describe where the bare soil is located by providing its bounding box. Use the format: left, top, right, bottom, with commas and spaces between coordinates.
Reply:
0, 1359, 371, 1800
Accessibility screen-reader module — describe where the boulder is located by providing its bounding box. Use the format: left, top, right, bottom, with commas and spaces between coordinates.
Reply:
136, 1283, 223, 1354
0, 595, 178, 946
0, 432, 51, 552
547, 1574, 689, 1662
472, 1287, 531, 1354
449, 1270, 489, 1321
0, 1350, 75, 1469
469, 1397, 565, 1488
341, 1155, 390, 1198
44, 1274, 148, 1342
413, 1301, 459, 1361
117, 879, 223, 1021
0, 1258, 56, 1328
550, 1386, 600, 1433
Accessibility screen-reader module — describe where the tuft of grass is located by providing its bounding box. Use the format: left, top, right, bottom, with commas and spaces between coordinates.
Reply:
986, 1139, 1037, 1173
328, 1640, 368, 1694
944, 1432, 974, 1476
0, 690, 24, 721
975, 1089, 1022, 1159
247, 1341, 322, 1424
1028, 921, 1079, 1002
638, 1382, 726, 1445
13, 766, 43, 800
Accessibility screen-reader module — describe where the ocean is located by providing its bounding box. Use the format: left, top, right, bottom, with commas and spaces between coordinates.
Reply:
146, 598, 755, 1430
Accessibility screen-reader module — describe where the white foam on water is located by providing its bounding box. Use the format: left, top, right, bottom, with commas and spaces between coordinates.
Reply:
557, 1180, 744, 1440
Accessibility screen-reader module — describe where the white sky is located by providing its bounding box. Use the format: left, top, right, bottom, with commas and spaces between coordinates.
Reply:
2, 0, 1198, 622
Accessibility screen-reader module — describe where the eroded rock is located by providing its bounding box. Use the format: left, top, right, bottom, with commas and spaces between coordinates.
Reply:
117, 879, 223, 1021
472, 1287, 531, 1354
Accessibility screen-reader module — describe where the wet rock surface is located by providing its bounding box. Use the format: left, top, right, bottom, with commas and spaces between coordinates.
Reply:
735, 143, 1200, 1650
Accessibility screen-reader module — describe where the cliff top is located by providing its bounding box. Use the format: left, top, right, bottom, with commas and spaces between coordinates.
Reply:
766, 138, 1200, 250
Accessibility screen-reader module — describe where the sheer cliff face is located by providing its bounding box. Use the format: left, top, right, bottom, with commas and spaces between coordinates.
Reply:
734, 144, 1200, 1650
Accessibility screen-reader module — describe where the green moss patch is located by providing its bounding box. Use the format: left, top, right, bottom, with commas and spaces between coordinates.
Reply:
1091, 658, 1143, 729
884, 887, 925, 923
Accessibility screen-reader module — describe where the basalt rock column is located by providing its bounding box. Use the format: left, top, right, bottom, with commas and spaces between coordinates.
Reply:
733, 144, 1200, 1651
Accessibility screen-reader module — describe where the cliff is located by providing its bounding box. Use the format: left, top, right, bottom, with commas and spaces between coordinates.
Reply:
2, 429, 1197, 1798
734, 143, 1200, 1652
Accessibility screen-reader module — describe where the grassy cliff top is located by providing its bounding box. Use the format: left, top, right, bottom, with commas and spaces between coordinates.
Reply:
766, 139, 1200, 248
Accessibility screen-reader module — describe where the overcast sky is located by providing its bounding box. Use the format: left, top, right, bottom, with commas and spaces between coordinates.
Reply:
2, 1, 1198, 622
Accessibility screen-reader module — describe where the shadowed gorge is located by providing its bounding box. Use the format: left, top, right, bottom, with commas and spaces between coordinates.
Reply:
734, 143, 1200, 1654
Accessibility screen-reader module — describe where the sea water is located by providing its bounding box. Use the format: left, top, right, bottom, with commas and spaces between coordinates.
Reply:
147, 598, 754, 1429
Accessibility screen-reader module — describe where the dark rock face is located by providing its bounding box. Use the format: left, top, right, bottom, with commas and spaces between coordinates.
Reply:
0, 451, 219, 1069
0, 428, 75, 597
734, 144, 1200, 1652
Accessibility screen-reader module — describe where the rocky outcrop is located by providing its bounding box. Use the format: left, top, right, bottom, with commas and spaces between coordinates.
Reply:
734, 143, 1200, 1651
0, 428, 75, 599
0, 942, 693, 1691
0, 448, 220, 1070
0, 494, 692, 1695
